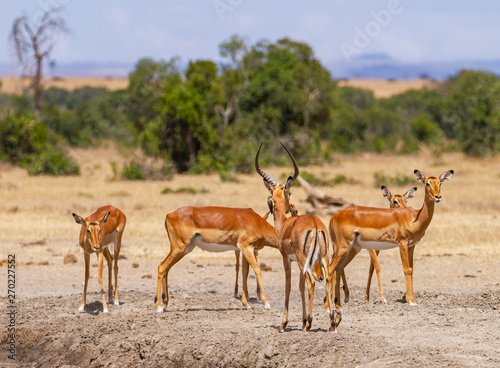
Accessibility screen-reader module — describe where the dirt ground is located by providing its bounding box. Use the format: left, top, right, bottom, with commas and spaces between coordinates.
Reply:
1, 146, 499, 367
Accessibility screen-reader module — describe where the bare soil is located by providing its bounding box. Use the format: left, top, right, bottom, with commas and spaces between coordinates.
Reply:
1, 147, 499, 367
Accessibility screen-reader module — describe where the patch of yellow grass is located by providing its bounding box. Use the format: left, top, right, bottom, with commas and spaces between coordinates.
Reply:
0, 76, 128, 94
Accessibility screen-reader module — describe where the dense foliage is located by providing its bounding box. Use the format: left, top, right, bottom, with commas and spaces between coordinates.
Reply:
2, 35, 500, 176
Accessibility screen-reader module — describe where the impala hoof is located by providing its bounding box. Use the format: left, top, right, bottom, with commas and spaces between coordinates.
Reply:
264, 303, 271, 309
78, 305, 85, 313
103, 308, 108, 314
156, 306, 164, 314
114, 301, 119, 305
382, 298, 387, 304
409, 302, 417, 306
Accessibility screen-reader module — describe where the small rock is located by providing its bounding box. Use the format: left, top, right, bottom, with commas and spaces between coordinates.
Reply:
141, 274, 152, 279
64, 253, 78, 264
132, 262, 139, 268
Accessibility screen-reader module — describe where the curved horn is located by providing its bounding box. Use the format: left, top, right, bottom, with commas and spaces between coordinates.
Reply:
280, 142, 299, 189
255, 143, 280, 186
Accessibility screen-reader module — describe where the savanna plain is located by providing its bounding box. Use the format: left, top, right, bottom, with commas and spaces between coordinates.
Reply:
1, 145, 499, 367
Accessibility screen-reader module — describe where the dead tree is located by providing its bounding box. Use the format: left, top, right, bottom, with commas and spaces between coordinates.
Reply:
297, 176, 353, 216
9, 7, 69, 117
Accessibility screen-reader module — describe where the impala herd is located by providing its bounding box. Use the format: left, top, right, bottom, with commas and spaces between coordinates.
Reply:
72, 143, 453, 333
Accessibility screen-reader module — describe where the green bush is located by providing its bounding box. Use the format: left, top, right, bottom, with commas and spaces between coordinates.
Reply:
373, 171, 413, 187
0, 113, 79, 176
121, 161, 146, 180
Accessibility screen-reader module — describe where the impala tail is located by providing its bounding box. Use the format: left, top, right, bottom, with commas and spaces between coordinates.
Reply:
303, 229, 326, 282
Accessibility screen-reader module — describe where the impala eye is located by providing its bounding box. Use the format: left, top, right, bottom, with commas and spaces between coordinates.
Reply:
87, 228, 91, 234
426, 182, 431, 187
98, 228, 101, 234
393, 200, 398, 206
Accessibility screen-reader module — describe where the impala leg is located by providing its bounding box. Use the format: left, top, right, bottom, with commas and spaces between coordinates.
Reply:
234, 250, 240, 298
254, 250, 262, 301
399, 242, 415, 306
331, 247, 358, 310
280, 255, 292, 332
114, 230, 123, 305
407, 245, 416, 305
97, 251, 108, 313
155, 247, 186, 313
240, 246, 270, 309
79, 252, 90, 312
241, 255, 250, 309
103, 248, 113, 304
299, 271, 307, 330
304, 273, 315, 332
341, 270, 349, 303
372, 250, 386, 303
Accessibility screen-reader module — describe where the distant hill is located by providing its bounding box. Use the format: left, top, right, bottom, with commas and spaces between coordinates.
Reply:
1, 55, 500, 80
328, 53, 500, 80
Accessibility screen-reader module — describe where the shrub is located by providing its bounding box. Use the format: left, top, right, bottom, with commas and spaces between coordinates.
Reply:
373, 171, 413, 187
0, 113, 79, 176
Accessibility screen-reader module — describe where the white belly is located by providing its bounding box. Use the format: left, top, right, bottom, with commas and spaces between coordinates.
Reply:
188, 235, 239, 253
356, 239, 398, 251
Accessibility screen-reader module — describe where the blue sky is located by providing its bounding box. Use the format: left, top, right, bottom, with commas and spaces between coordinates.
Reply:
1, 0, 500, 69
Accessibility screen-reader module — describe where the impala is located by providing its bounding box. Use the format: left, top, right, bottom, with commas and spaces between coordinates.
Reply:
364, 186, 417, 303
256, 143, 340, 332
328, 170, 453, 310
155, 206, 279, 313
72, 205, 126, 313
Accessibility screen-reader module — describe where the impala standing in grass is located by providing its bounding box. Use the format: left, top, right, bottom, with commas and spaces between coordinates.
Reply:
328, 170, 453, 310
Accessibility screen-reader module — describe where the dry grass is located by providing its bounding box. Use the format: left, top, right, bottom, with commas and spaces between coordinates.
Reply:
0, 76, 128, 94
338, 78, 437, 98
0, 76, 435, 97
1, 145, 499, 265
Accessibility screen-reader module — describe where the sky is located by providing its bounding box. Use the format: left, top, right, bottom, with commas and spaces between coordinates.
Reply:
1, 0, 500, 71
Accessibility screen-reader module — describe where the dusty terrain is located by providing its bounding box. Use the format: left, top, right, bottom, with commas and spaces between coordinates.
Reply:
1, 146, 499, 367
0, 76, 434, 97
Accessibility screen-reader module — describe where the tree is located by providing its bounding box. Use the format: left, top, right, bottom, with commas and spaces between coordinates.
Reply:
443, 70, 500, 156
9, 7, 69, 117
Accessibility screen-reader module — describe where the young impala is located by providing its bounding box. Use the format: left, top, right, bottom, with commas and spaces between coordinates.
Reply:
329, 170, 453, 310
155, 206, 279, 313
72, 205, 126, 313
256, 142, 340, 332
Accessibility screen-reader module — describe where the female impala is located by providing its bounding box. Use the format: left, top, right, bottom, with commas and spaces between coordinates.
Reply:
329, 170, 453, 310
72, 205, 126, 313
256, 143, 340, 332
155, 206, 279, 313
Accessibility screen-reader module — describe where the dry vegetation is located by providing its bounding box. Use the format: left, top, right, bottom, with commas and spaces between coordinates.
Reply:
0, 76, 128, 94
0, 76, 435, 97
337, 78, 437, 98
1, 146, 499, 367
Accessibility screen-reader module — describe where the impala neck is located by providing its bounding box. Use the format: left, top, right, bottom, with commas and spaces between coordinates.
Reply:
413, 192, 435, 232
272, 198, 289, 238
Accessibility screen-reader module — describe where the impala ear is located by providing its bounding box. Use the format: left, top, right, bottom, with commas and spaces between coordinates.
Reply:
439, 170, 454, 183
284, 175, 295, 191
404, 187, 417, 200
100, 212, 110, 225
381, 186, 391, 202
267, 196, 274, 215
72, 213, 85, 226
414, 170, 426, 183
